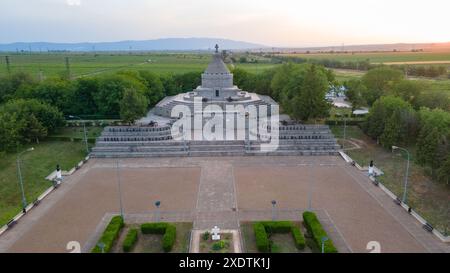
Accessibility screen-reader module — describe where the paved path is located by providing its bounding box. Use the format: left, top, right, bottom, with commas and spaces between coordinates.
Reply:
194, 161, 239, 229
0, 156, 448, 253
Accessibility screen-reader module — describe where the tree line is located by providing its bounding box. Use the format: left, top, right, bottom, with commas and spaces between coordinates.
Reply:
0, 70, 202, 151
271, 55, 448, 78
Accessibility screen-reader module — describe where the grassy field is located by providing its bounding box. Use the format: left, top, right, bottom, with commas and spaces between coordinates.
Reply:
333, 68, 450, 93
279, 51, 450, 64
0, 52, 276, 78
0, 140, 90, 226
331, 125, 450, 234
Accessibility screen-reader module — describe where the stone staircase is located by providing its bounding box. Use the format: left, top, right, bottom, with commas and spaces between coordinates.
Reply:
91, 124, 340, 158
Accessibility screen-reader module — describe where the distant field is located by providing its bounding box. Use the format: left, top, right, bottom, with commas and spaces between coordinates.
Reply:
279, 51, 450, 64
0, 52, 276, 78
333, 68, 450, 93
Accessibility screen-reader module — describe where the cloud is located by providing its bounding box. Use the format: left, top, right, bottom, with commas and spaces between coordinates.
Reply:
66, 0, 81, 6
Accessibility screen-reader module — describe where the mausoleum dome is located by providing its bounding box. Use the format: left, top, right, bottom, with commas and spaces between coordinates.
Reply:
201, 46, 234, 89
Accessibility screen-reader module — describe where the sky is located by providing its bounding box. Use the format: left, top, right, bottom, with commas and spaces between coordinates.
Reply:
1, 0, 449, 47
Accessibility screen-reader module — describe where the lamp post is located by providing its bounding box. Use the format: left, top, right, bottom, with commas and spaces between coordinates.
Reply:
392, 146, 410, 204
321, 236, 329, 253
343, 116, 347, 149
116, 159, 124, 218
97, 242, 105, 253
271, 200, 277, 220
155, 201, 161, 222
307, 163, 314, 211
69, 115, 89, 155
16, 147, 34, 213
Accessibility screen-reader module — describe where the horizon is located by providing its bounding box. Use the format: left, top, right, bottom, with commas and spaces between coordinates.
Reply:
1, 0, 450, 47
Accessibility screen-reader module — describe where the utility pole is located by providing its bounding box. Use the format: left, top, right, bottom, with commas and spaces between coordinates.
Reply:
65, 56, 71, 80
5, 55, 11, 75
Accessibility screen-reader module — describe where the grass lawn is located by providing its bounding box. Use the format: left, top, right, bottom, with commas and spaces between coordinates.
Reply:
335, 126, 450, 234
0, 140, 90, 226
241, 222, 313, 253
117, 222, 192, 253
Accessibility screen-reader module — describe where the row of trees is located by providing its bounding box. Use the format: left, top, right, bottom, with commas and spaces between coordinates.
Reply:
273, 55, 448, 79
363, 96, 450, 185
0, 70, 202, 117
233, 63, 333, 121
345, 66, 450, 111
0, 70, 203, 151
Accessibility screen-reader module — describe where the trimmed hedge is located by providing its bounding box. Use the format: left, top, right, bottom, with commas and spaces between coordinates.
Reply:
122, 228, 138, 253
140, 222, 176, 253
91, 215, 124, 253
253, 221, 305, 252
291, 226, 306, 250
253, 222, 270, 252
162, 224, 177, 252
302, 211, 338, 253
141, 223, 168, 234
259, 221, 293, 234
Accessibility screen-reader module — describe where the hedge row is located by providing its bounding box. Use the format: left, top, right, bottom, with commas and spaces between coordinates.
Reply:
325, 119, 365, 126
46, 136, 96, 143
122, 228, 138, 253
302, 211, 338, 253
253, 222, 270, 252
91, 215, 124, 253
140, 222, 176, 252
253, 221, 305, 252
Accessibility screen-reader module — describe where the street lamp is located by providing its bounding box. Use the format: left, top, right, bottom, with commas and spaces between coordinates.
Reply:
308, 163, 314, 211
69, 115, 89, 155
271, 200, 277, 220
97, 242, 105, 253
155, 201, 161, 222
116, 159, 124, 218
321, 236, 329, 253
392, 146, 410, 204
16, 147, 34, 213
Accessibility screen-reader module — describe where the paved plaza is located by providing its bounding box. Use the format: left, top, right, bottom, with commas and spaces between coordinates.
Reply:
0, 156, 448, 253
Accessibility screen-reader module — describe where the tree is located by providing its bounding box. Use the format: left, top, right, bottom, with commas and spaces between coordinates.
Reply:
0, 99, 64, 151
24, 114, 47, 143
289, 65, 330, 121
380, 108, 417, 148
94, 74, 147, 115
160, 73, 180, 96
391, 80, 425, 108
437, 155, 450, 185
344, 79, 367, 111
174, 72, 201, 92
138, 71, 164, 106
68, 77, 100, 115
16, 77, 74, 114
364, 96, 413, 142
120, 88, 148, 124
362, 66, 404, 105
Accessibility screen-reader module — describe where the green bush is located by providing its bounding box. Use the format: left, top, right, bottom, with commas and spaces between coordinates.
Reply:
253, 222, 270, 252
162, 224, 176, 252
202, 231, 210, 241
212, 240, 227, 251
303, 211, 337, 253
291, 226, 306, 250
140, 222, 176, 253
91, 215, 124, 253
122, 228, 138, 252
